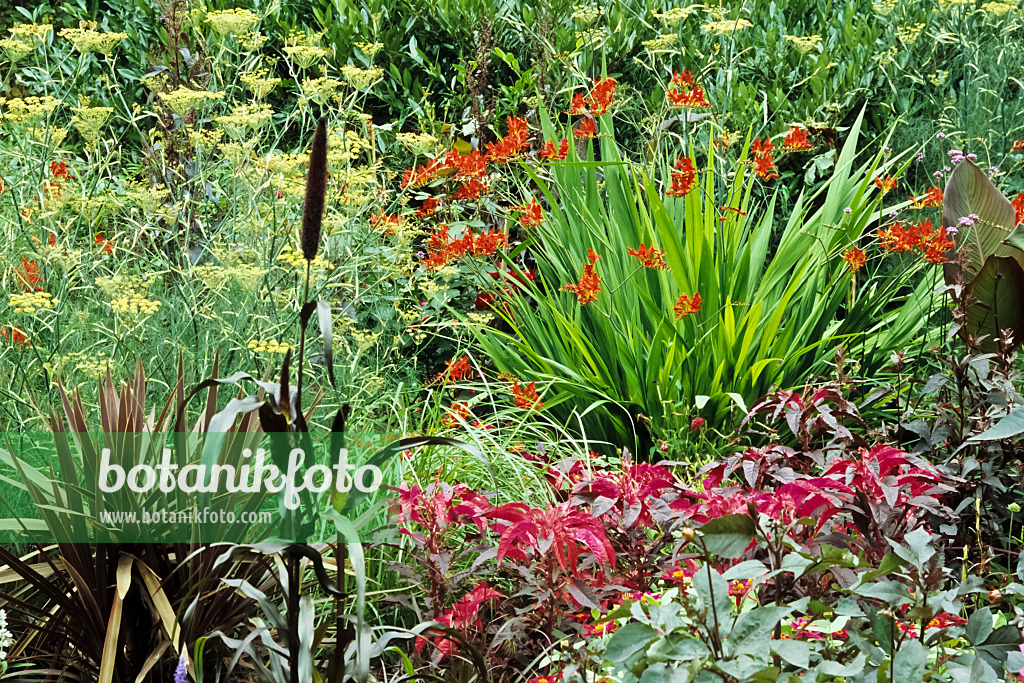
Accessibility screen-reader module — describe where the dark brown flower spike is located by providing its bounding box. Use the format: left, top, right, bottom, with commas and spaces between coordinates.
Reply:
301, 119, 328, 262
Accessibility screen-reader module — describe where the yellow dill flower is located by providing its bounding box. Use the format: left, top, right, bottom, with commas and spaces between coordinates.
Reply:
277, 245, 334, 270
784, 34, 821, 53
702, 18, 753, 33
248, 338, 294, 354
896, 23, 925, 45
10, 291, 57, 314
354, 42, 383, 57
283, 45, 328, 68
110, 293, 161, 316
72, 104, 113, 145
240, 69, 281, 99
571, 7, 604, 25
641, 34, 678, 52
214, 103, 274, 139
3, 95, 62, 123
238, 32, 268, 51
396, 131, 439, 156
981, 1, 1014, 13
339, 66, 382, 90
653, 7, 695, 25
206, 8, 259, 36
59, 22, 128, 54
298, 76, 342, 106
160, 88, 224, 117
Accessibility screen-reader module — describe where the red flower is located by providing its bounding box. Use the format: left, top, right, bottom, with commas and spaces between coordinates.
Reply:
582, 619, 618, 638
50, 160, 75, 181
666, 157, 696, 197
370, 211, 402, 234
627, 243, 667, 269
401, 158, 443, 188
511, 380, 543, 411
666, 72, 710, 109
1012, 140, 1023, 152
451, 178, 489, 201
442, 401, 472, 427
1014, 192, 1024, 225
560, 249, 601, 304
0, 325, 28, 347
513, 198, 544, 227
782, 126, 814, 151
717, 206, 747, 221
586, 77, 617, 115
14, 257, 42, 292
573, 117, 596, 139
540, 138, 570, 160
673, 292, 702, 319
569, 92, 587, 115
873, 175, 898, 193
95, 233, 114, 255
486, 116, 531, 163
842, 246, 866, 272
910, 186, 943, 208
417, 196, 440, 217
445, 148, 487, 178
436, 355, 473, 384
750, 138, 779, 180
923, 228, 954, 264
690, 417, 705, 431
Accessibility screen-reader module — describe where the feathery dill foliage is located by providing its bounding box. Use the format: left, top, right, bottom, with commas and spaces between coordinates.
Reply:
301, 119, 328, 262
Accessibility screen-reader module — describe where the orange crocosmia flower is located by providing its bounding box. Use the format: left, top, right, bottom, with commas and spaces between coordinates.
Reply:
445, 148, 487, 178
417, 196, 440, 217
672, 71, 696, 87
586, 77, 617, 115
514, 199, 544, 227
451, 178, 489, 201
910, 186, 943, 208
627, 243, 667, 269
0, 325, 28, 347
751, 137, 774, 156
569, 92, 587, 115
50, 160, 75, 181
442, 401, 472, 427
717, 206, 747, 222
15, 257, 43, 292
574, 117, 596, 139
370, 211, 402, 233
95, 233, 113, 255
842, 246, 867, 272
873, 175, 898, 193
923, 228, 955, 264
666, 157, 697, 197
511, 380, 543, 411
1013, 192, 1024, 225
782, 126, 814, 151
753, 153, 779, 180
560, 249, 601, 304
540, 138, 570, 161
401, 158, 444, 188
1012, 140, 1024, 152
667, 83, 710, 109
437, 355, 473, 383
673, 292, 702, 319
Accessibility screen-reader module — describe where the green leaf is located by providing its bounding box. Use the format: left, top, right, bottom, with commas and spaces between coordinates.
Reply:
698, 514, 756, 558
604, 622, 658, 666
891, 640, 927, 682
725, 605, 793, 659
771, 639, 812, 669
693, 565, 732, 631
966, 607, 994, 646
960, 256, 1024, 352
969, 406, 1024, 442
852, 580, 913, 606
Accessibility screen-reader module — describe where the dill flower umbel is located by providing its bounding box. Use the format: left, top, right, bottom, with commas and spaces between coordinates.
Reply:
3, 96, 62, 123
653, 7, 694, 25
283, 45, 328, 69
298, 77, 342, 106
110, 293, 161, 316
784, 35, 821, 53
10, 291, 57, 313
59, 22, 128, 54
214, 103, 274, 139
240, 69, 282, 99
72, 102, 113, 145
354, 42, 383, 57
5, 24, 51, 59
248, 339, 295, 354
277, 245, 334, 271
205, 8, 259, 35
702, 17, 753, 33
160, 88, 224, 117
396, 132, 439, 156
340, 66, 383, 90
